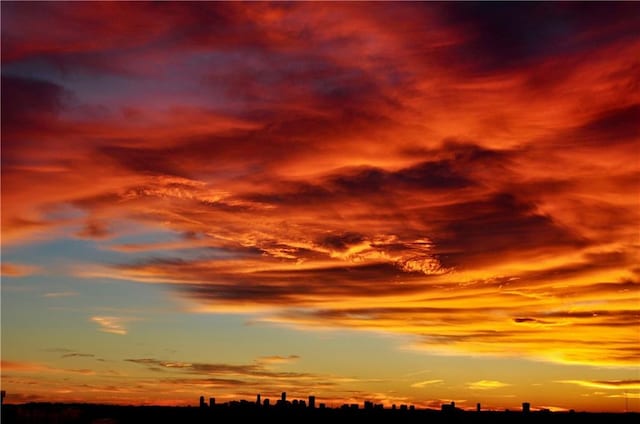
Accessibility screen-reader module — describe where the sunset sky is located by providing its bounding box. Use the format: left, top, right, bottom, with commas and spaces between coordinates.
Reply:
1, 1, 639, 413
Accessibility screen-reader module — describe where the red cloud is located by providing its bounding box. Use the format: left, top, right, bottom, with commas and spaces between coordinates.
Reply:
3, 2, 639, 371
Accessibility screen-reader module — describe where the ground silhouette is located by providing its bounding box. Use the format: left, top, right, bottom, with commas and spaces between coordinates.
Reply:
1, 398, 638, 424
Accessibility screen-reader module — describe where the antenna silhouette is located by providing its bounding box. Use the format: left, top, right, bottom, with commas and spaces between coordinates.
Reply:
624, 390, 628, 413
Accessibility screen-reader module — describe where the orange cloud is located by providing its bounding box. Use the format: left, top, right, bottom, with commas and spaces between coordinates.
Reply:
1, 360, 48, 373
1, 262, 38, 277
1, 360, 95, 376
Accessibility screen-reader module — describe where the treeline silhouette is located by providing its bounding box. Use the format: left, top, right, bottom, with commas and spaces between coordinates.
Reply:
1, 397, 638, 424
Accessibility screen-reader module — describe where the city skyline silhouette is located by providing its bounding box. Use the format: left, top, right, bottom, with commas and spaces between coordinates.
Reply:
2, 390, 639, 424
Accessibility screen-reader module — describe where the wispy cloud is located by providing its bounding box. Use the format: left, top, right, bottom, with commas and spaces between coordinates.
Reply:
558, 380, 640, 390
90, 316, 128, 335
467, 380, 511, 390
607, 393, 640, 399
257, 355, 300, 365
125, 357, 312, 379
1, 360, 49, 372
411, 379, 444, 388
122, 355, 371, 401
43, 291, 79, 298
61, 352, 95, 359
1, 360, 95, 376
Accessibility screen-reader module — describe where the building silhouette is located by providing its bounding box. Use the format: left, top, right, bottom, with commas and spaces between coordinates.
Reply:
2, 398, 639, 424
442, 401, 458, 412
3, 388, 638, 424
83, 393, 631, 424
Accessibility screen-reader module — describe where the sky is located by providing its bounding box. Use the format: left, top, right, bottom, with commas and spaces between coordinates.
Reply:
1, 1, 639, 413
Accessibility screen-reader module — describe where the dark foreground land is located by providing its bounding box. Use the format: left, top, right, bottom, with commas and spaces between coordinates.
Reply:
1, 403, 639, 424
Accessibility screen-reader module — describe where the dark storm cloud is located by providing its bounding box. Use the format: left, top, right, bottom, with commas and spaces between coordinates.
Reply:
434, 2, 640, 74
428, 193, 585, 268
572, 103, 640, 146
0, 75, 68, 146
330, 160, 474, 193
116, 259, 433, 306
243, 151, 487, 207
317, 232, 366, 251
1, 2, 270, 68
1, 76, 66, 122
98, 145, 189, 177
